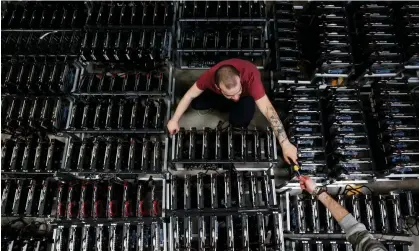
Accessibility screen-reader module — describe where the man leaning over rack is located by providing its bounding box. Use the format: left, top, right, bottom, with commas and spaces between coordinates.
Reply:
299, 176, 388, 251
166, 58, 298, 164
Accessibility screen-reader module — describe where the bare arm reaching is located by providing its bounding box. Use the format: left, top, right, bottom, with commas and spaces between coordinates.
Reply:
300, 176, 387, 251
167, 83, 203, 135
256, 95, 298, 164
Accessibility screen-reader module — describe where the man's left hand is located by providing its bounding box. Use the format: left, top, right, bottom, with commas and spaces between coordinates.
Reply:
281, 140, 298, 165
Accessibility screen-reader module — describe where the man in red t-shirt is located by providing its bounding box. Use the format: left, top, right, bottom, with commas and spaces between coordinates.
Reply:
167, 59, 298, 164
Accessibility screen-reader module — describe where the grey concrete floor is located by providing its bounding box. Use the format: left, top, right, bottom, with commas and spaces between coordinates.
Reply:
177, 104, 270, 130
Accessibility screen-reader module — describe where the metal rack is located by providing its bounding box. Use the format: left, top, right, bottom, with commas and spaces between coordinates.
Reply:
50, 178, 164, 222
272, 82, 328, 180
51, 222, 167, 251
59, 135, 166, 176
280, 191, 413, 235
273, 1, 419, 85
324, 86, 376, 179
314, 2, 355, 79
283, 239, 412, 251
2, 236, 50, 251
270, 79, 392, 183
170, 126, 277, 170
167, 171, 283, 251
53, 0, 176, 189
84, 2, 175, 27
1, 2, 87, 29
1, 137, 65, 175
401, 4, 419, 73
166, 3, 285, 247
1, 96, 71, 135
79, 28, 172, 67
1, 29, 83, 58
1, 3, 176, 251
169, 171, 277, 211
2, 1, 419, 250
169, 212, 284, 251
63, 96, 169, 133
0, 2, 84, 181
350, 3, 404, 79
272, 2, 308, 81
271, 1, 419, 182
175, 0, 271, 69
1, 178, 56, 217
78, 2, 176, 70
73, 66, 174, 96
1, 59, 82, 95
368, 79, 419, 177
278, 188, 417, 251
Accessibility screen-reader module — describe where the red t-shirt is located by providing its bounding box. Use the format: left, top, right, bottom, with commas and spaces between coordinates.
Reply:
196, 59, 266, 101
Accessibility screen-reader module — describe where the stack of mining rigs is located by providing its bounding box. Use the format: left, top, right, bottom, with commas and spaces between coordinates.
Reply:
1, 1, 418, 251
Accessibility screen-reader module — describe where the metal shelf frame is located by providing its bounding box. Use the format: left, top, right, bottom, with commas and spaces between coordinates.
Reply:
174, 1, 271, 69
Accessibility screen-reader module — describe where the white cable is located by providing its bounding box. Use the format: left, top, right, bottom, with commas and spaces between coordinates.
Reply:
39, 31, 58, 40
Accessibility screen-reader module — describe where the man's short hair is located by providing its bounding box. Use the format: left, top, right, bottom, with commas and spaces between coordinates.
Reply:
215, 65, 240, 90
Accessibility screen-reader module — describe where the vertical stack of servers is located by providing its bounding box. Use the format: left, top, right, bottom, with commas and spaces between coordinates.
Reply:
272, 1, 419, 180
399, 3, 419, 74
1, 2, 176, 251
276, 1, 418, 83
168, 126, 283, 250
272, 1, 308, 81
271, 82, 328, 179
271, 2, 333, 181
324, 86, 375, 179
1, 2, 84, 249
272, 2, 418, 251
272, 85, 376, 180
175, 0, 270, 69
1, 2, 82, 175
1, 2, 82, 216
56, 2, 175, 251
359, 2, 419, 178
315, 2, 354, 79
368, 79, 419, 176
168, 3, 283, 249
272, 1, 355, 82
351, 2, 404, 78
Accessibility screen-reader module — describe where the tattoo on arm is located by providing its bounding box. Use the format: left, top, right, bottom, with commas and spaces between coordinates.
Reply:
266, 105, 288, 144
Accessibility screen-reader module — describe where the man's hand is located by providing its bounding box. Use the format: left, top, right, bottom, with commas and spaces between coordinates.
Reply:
299, 176, 316, 194
281, 140, 298, 165
167, 83, 204, 136
167, 119, 180, 135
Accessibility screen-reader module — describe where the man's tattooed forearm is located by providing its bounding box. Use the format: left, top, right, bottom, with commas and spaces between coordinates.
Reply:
266, 106, 288, 144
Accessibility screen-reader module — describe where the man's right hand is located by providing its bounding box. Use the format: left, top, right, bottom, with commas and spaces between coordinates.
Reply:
167, 119, 180, 135
298, 176, 317, 194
